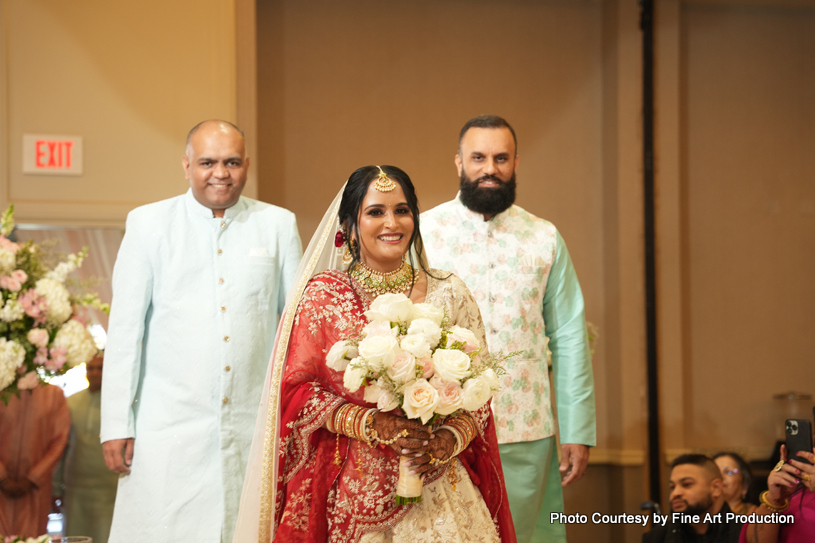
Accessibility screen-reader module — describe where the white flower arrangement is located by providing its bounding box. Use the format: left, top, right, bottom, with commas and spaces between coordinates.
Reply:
327, 292, 516, 503
0, 205, 109, 402
328, 292, 515, 424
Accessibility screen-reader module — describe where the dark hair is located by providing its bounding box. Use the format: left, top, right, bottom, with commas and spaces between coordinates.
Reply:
186, 119, 244, 147
671, 454, 722, 481
458, 114, 517, 152
338, 165, 435, 285
713, 451, 754, 502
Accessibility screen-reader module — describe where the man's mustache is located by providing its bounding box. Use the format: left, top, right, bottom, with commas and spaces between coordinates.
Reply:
473, 175, 504, 185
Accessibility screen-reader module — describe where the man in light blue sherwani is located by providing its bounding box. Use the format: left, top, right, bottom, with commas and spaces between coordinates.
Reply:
101, 120, 302, 543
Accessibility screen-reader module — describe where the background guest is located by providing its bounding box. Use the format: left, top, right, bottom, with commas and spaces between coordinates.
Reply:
714, 452, 758, 515
644, 454, 742, 543
55, 352, 118, 543
0, 382, 70, 538
741, 445, 815, 543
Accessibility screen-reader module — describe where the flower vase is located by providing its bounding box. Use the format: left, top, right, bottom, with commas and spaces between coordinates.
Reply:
395, 454, 423, 504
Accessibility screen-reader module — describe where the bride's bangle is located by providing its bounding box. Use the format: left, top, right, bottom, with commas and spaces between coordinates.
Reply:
442, 412, 478, 456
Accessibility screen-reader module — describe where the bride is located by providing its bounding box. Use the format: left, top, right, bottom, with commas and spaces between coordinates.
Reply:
233, 166, 516, 542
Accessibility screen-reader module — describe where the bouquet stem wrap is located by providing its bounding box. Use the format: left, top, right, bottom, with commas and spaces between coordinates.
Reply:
395, 454, 423, 504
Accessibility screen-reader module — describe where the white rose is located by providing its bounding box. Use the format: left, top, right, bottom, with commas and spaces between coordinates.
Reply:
342, 359, 368, 393
326, 340, 357, 372
0, 337, 25, 391
358, 335, 398, 370
461, 374, 497, 411
0, 247, 15, 276
35, 278, 72, 326
406, 318, 442, 349
386, 350, 418, 385
362, 320, 399, 338
402, 379, 440, 424
365, 292, 413, 323
445, 325, 481, 354
364, 378, 400, 412
433, 378, 464, 415
410, 302, 444, 326
52, 319, 98, 366
0, 299, 24, 323
432, 349, 472, 383
400, 333, 431, 359
478, 368, 500, 391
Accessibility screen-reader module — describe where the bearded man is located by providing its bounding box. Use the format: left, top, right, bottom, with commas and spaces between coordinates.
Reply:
422, 114, 596, 543
643, 454, 742, 543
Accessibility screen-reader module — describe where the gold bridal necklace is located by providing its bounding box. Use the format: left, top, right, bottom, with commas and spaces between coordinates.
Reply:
350, 260, 415, 296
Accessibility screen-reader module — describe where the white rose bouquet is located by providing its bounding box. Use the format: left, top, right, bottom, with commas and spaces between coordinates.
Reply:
325, 292, 515, 504
0, 205, 109, 402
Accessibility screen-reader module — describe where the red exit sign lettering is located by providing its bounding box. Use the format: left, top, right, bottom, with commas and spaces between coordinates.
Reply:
23, 135, 83, 176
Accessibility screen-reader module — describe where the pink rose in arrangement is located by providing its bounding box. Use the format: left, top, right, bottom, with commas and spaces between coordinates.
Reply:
0, 235, 19, 254
17, 371, 39, 390
27, 328, 49, 348
445, 325, 480, 354
46, 346, 68, 372
0, 276, 21, 292
33, 347, 49, 365
419, 356, 434, 379
11, 269, 27, 283
431, 377, 464, 415
18, 290, 48, 324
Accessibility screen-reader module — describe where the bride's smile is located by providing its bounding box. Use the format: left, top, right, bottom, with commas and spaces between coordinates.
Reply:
356, 182, 415, 273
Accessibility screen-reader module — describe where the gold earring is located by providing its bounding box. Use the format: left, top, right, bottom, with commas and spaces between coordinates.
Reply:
343, 239, 357, 266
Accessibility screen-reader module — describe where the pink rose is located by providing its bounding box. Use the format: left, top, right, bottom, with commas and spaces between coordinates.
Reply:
33, 347, 49, 365
445, 325, 480, 354
18, 290, 47, 324
27, 328, 49, 348
386, 351, 417, 385
432, 378, 464, 415
17, 371, 39, 390
0, 235, 19, 253
420, 357, 434, 379
46, 346, 67, 371
11, 269, 27, 283
0, 276, 20, 292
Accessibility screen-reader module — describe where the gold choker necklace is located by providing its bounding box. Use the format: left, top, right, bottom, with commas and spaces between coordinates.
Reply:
350, 260, 415, 296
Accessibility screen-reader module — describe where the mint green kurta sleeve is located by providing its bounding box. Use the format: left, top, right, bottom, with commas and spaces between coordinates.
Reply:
542, 231, 596, 446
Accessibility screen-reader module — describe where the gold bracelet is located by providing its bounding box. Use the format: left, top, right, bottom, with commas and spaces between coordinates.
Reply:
759, 490, 789, 512
428, 452, 452, 465
370, 428, 408, 446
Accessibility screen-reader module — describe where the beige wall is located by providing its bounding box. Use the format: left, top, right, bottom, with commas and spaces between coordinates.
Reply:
0, 0, 248, 226
680, 3, 815, 452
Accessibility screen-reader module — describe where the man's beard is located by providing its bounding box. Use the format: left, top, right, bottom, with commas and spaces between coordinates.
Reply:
459, 172, 516, 216
673, 494, 714, 517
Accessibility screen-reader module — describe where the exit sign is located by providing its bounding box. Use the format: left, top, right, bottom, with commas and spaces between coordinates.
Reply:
22, 134, 83, 176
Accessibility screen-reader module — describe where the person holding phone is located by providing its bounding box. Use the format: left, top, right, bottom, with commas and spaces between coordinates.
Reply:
740, 444, 815, 542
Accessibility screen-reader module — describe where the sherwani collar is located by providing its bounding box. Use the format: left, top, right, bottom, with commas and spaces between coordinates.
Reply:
183, 188, 247, 220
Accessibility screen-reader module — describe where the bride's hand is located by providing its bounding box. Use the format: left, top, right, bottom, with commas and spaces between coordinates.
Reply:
371, 411, 431, 457
402, 428, 458, 476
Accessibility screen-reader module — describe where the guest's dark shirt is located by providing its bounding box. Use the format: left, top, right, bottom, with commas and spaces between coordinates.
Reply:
642, 502, 743, 543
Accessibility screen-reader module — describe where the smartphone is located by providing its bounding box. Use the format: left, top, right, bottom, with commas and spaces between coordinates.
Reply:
785, 418, 813, 465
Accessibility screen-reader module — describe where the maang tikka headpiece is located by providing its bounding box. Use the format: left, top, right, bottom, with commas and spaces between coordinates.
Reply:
374, 166, 396, 192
